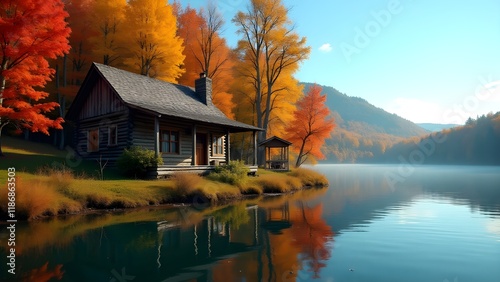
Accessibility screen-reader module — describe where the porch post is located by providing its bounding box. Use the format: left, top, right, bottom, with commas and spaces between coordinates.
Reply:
225, 129, 230, 164
253, 130, 258, 166
154, 115, 160, 158
287, 146, 290, 170
192, 124, 197, 166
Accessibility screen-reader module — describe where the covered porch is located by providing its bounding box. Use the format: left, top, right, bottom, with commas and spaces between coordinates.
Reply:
147, 115, 262, 179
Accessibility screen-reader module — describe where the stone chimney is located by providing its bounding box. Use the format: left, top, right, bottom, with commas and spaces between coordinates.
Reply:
195, 72, 212, 105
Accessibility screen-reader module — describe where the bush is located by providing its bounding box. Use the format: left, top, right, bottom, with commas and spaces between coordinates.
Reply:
117, 146, 163, 178
37, 166, 79, 199
208, 160, 248, 186
0, 177, 83, 220
171, 172, 203, 198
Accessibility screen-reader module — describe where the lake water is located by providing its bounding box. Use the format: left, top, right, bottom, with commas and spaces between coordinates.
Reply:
1, 165, 500, 281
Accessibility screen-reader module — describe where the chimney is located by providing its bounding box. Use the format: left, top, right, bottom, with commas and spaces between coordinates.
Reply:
195, 72, 212, 105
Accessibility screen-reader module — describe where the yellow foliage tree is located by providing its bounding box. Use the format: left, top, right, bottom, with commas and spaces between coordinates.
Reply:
232, 0, 310, 164
120, 0, 184, 82
89, 0, 127, 66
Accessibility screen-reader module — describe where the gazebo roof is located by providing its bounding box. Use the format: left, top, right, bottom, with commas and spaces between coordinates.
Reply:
258, 136, 292, 148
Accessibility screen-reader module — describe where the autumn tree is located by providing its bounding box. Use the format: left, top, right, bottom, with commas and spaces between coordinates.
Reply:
176, 3, 235, 117
232, 0, 310, 164
64, 0, 96, 87
285, 85, 335, 167
89, 0, 127, 66
0, 0, 71, 156
120, 0, 184, 82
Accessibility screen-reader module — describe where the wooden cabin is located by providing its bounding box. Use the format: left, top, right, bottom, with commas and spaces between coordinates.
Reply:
66, 63, 262, 178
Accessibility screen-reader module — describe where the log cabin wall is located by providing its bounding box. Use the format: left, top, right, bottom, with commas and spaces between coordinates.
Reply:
131, 110, 227, 166
73, 78, 130, 165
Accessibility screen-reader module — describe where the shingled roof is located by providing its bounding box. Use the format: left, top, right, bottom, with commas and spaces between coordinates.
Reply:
67, 63, 262, 132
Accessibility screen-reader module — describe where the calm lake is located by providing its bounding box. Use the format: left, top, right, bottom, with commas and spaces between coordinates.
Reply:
1, 165, 500, 281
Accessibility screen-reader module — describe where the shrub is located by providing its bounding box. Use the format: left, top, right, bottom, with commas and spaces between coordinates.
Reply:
171, 172, 203, 198
38, 166, 80, 200
208, 160, 249, 186
117, 146, 163, 178
0, 177, 82, 220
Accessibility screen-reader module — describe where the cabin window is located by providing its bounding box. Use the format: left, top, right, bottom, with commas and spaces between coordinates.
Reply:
87, 129, 99, 152
108, 126, 117, 146
212, 135, 224, 156
161, 130, 180, 154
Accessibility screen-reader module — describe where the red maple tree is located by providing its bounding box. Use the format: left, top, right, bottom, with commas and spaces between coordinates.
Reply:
0, 0, 71, 156
285, 84, 335, 167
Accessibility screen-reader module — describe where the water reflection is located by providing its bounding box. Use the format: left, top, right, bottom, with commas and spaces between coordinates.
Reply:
1, 165, 499, 281
1, 188, 334, 281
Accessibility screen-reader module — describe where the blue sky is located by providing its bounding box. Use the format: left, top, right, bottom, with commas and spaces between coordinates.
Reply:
179, 0, 500, 124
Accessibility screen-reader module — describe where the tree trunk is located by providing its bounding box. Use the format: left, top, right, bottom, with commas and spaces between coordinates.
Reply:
0, 73, 6, 157
295, 137, 308, 167
0, 126, 4, 157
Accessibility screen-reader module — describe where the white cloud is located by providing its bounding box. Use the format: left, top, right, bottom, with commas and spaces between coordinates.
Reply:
476, 79, 500, 102
319, 43, 333, 53
385, 98, 444, 124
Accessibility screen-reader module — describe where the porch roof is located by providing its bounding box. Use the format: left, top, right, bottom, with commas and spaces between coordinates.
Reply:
258, 136, 292, 148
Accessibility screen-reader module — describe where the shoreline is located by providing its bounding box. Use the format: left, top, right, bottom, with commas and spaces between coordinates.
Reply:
0, 185, 327, 222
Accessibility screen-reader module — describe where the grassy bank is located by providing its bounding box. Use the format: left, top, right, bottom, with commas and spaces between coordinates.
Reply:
0, 137, 328, 220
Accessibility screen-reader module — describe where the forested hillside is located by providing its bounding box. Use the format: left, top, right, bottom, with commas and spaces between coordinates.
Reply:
300, 83, 429, 162
369, 113, 500, 165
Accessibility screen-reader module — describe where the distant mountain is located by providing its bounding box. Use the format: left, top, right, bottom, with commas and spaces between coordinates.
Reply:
370, 113, 500, 165
300, 83, 429, 163
417, 123, 460, 132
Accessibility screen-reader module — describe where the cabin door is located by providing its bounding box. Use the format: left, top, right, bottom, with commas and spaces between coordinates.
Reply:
196, 134, 208, 165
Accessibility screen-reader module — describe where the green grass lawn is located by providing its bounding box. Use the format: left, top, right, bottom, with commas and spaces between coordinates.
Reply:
1, 136, 123, 179
0, 136, 328, 220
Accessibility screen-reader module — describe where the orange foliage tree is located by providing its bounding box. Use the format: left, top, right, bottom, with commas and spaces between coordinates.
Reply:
286, 85, 335, 167
176, 3, 235, 117
64, 0, 97, 87
0, 0, 71, 156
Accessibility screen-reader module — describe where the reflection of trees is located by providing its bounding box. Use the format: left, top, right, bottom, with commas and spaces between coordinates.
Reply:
290, 202, 334, 278
263, 201, 334, 280
211, 204, 250, 229
23, 262, 64, 282
6, 188, 333, 281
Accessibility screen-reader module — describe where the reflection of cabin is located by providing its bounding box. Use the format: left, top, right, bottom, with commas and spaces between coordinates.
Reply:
261, 202, 291, 234
259, 136, 291, 171
66, 63, 262, 178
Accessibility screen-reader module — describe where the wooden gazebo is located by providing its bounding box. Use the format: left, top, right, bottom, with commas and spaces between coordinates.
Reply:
258, 136, 291, 171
